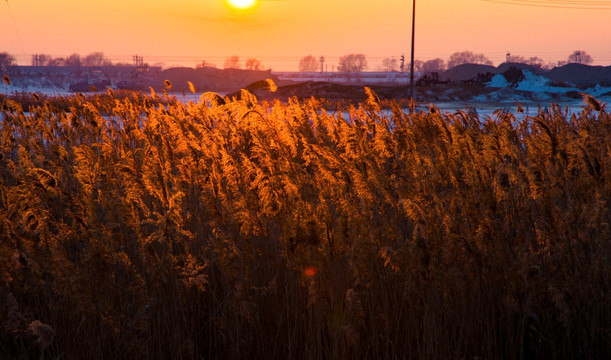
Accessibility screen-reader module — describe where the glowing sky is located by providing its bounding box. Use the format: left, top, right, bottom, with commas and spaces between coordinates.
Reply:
2, 0, 610, 70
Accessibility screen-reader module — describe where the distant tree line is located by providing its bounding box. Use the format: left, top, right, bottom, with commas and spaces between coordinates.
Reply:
0, 49, 597, 75
222, 55, 264, 71
29, 52, 131, 67
27, 52, 111, 67
0, 52, 16, 72
295, 50, 596, 74
0, 51, 151, 69
299, 55, 319, 72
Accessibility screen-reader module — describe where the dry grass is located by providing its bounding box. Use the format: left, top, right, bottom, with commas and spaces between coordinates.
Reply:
0, 89, 609, 359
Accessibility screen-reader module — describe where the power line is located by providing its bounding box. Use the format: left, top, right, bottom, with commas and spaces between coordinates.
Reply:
484, 0, 611, 6
4, 0, 27, 58
482, 0, 611, 9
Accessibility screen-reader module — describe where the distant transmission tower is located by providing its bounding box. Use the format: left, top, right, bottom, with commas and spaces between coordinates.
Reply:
133, 55, 144, 67
320, 56, 325, 73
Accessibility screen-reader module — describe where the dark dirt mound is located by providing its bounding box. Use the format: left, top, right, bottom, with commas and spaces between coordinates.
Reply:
497, 62, 543, 74
442, 62, 541, 84
545, 63, 611, 87
228, 80, 495, 104
441, 64, 498, 81
150, 67, 280, 93
223, 63, 611, 104
228, 81, 410, 102
501, 67, 526, 87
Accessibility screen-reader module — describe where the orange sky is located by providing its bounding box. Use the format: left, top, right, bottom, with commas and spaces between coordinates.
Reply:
2, 0, 610, 70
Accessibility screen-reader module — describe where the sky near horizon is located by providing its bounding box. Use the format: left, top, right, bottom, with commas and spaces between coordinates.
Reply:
2, 0, 611, 70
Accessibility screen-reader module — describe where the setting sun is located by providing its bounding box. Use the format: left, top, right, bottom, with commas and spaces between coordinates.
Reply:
227, 0, 257, 10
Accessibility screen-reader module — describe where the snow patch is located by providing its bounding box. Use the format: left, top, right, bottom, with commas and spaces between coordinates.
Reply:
487, 69, 576, 94
587, 84, 611, 97
487, 74, 508, 88
515, 70, 572, 93
1, 79, 68, 96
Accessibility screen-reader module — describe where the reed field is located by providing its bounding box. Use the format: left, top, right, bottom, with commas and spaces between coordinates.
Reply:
0, 83, 609, 359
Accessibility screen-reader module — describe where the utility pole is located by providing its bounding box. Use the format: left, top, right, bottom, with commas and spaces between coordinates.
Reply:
410, 0, 416, 99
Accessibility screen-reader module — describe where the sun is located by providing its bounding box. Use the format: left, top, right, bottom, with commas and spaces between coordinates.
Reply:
226, 0, 257, 10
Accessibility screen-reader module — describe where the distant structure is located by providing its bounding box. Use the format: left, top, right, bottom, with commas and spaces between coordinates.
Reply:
506, 52, 511, 63
133, 55, 144, 67
32, 54, 42, 66
319, 56, 325, 73
400, 54, 405, 72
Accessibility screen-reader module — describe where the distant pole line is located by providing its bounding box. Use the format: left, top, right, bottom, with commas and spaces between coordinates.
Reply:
410, 0, 416, 99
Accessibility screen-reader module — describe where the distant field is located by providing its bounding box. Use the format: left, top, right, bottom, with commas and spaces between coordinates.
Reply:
1, 88, 609, 359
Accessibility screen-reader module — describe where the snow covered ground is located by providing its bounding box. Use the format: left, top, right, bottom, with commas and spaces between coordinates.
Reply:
3, 69, 609, 121
585, 84, 611, 98
488, 70, 572, 94
0, 80, 68, 96
428, 101, 586, 122
484, 69, 611, 100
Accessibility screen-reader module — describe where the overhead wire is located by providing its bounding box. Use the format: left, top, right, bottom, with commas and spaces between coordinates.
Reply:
482, 0, 611, 9
4, 0, 28, 61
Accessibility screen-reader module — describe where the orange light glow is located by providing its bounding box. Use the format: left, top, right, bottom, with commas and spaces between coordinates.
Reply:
1, 0, 611, 70
304, 266, 318, 278
227, 0, 257, 10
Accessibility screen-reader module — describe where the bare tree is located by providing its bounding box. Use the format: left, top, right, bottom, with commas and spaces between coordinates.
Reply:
245, 58, 262, 70
525, 56, 547, 69
65, 53, 82, 67
506, 54, 549, 70
0, 52, 16, 71
299, 55, 319, 72
48, 57, 66, 66
224, 55, 241, 69
381, 58, 399, 72
506, 54, 527, 63
568, 50, 593, 65
408, 60, 424, 73
82, 52, 111, 66
447, 51, 492, 69
196, 60, 216, 69
31, 54, 53, 66
421, 58, 446, 73
338, 53, 367, 72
